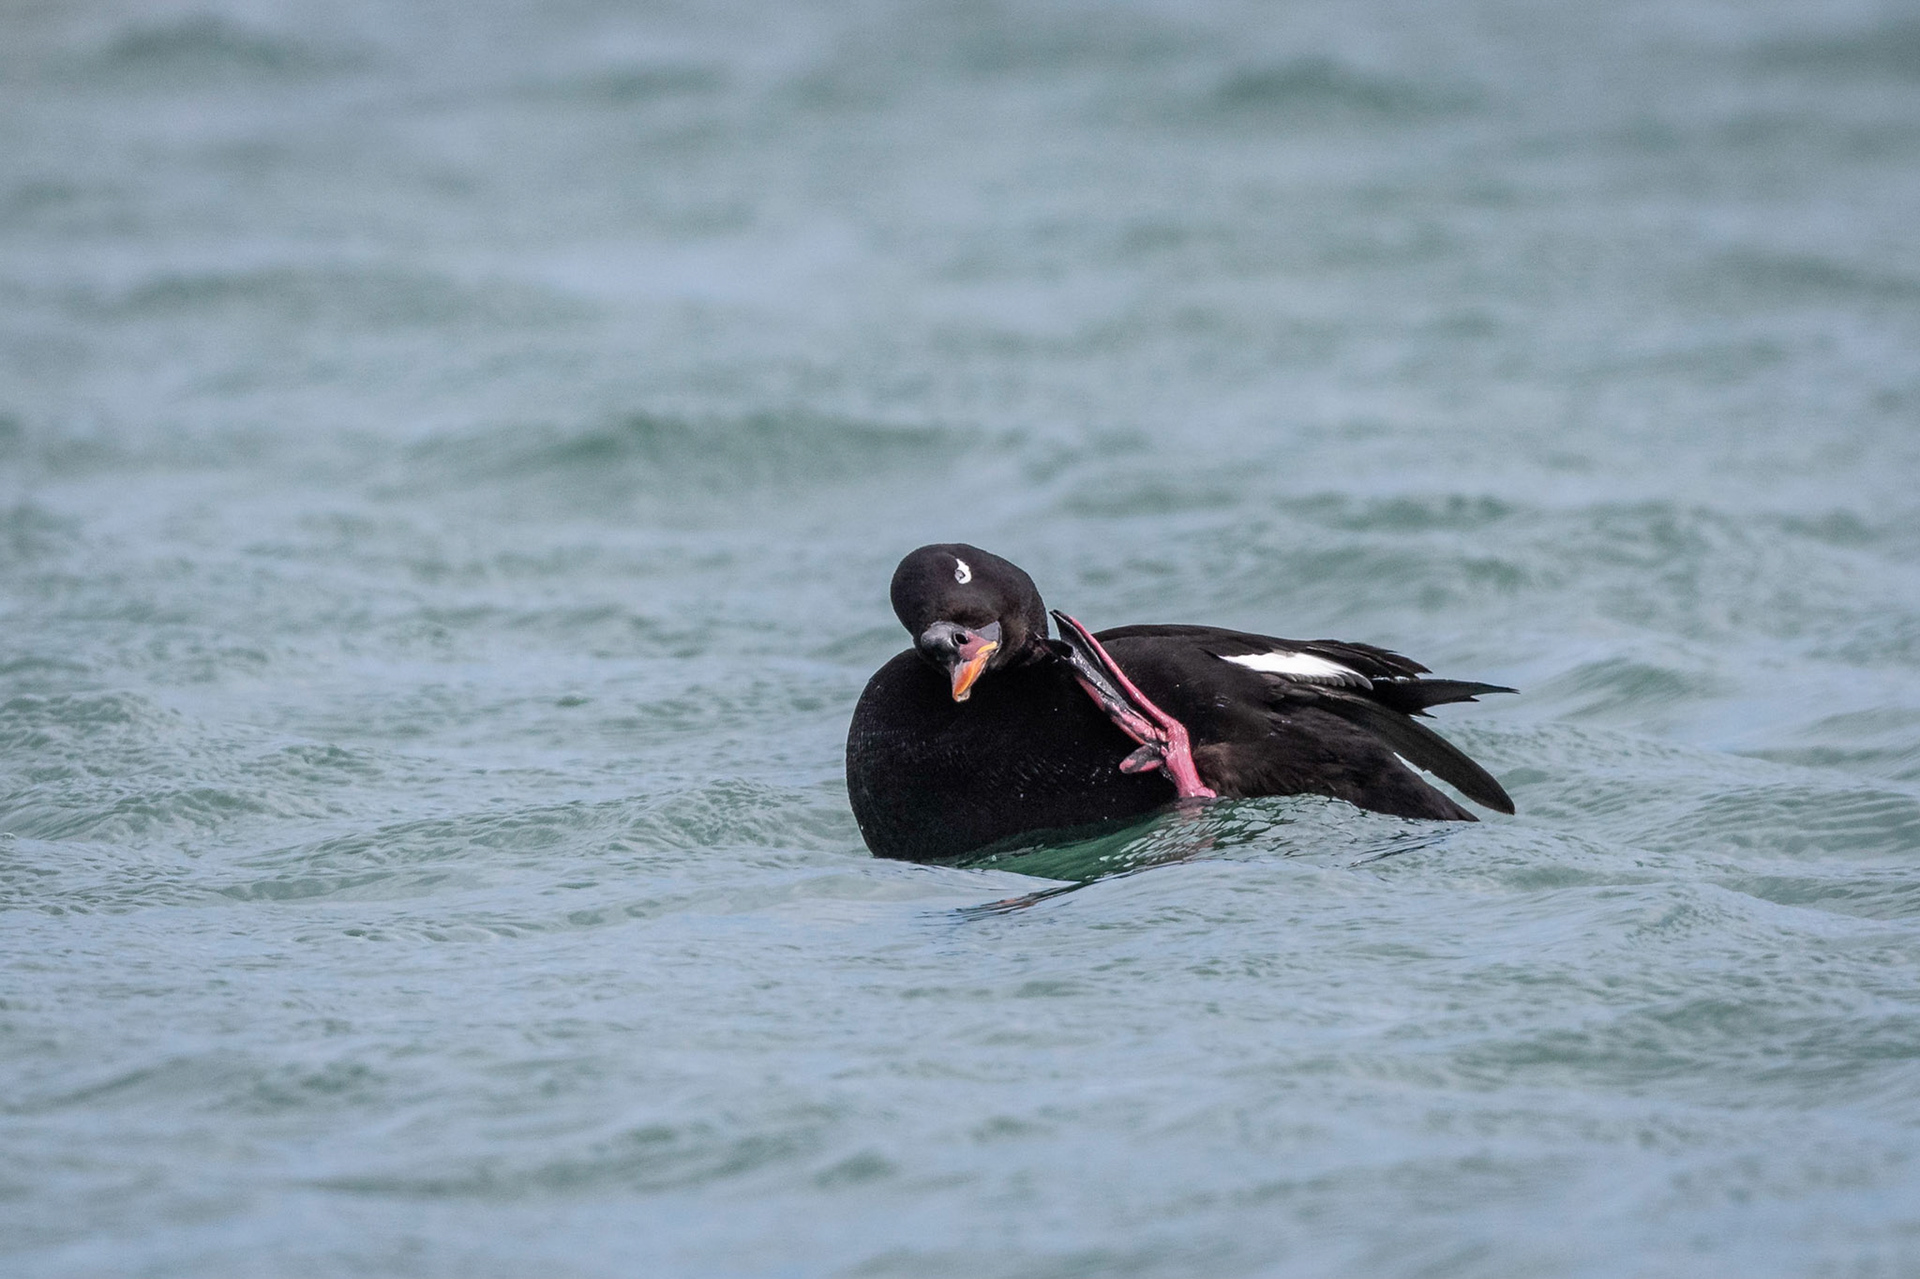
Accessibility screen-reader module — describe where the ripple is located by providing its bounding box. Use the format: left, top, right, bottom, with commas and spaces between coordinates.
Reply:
1206, 58, 1479, 121
404, 411, 974, 507
1751, 19, 1920, 81
1745, 707, 1920, 783
1651, 784, 1920, 861
1535, 657, 1725, 721
89, 266, 588, 330
79, 15, 357, 83
0, 835, 215, 915
1719, 868, 1920, 921
212, 781, 855, 906
314, 1111, 832, 1198
0, 693, 385, 846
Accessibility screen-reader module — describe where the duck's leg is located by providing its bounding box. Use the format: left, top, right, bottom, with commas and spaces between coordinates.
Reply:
1050, 610, 1217, 800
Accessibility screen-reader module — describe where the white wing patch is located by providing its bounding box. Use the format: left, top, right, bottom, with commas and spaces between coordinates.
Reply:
953, 559, 972, 584
1224, 650, 1365, 684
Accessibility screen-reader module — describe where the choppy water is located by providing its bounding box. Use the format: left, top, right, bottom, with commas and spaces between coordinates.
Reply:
5, 1, 1920, 1274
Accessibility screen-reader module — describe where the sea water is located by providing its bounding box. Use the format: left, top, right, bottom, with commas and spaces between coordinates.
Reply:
5, 1, 1920, 1273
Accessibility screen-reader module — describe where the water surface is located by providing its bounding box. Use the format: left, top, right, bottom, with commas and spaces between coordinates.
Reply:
5, 1, 1920, 1274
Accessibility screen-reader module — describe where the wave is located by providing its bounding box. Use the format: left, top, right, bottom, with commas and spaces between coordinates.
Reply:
1744, 708, 1920, 784
1486, 722, 1920, 865
1205, 57, 1480, 121
1704, 248, 1920, 307
83, 266, 590, 330
0, 692, 382, 846
529, 63, 728, 106
313, 1111, 832, 1198
77, 15, 360, 84
214, 779, 855, 904
1750, 19, 1920, 81
405, 411, 976, 503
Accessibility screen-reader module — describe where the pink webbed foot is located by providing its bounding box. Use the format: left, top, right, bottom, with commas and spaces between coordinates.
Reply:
1050, 610, 1217, 800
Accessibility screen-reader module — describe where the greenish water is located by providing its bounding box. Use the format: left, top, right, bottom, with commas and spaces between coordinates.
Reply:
5, 1, 1920, 1274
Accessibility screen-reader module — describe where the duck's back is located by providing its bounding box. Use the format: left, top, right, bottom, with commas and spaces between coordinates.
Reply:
846, 651, 1173, 861
1091, 629, 1492, 821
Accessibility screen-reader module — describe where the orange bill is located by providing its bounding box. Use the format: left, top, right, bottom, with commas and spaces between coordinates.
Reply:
949, 639, 999, 701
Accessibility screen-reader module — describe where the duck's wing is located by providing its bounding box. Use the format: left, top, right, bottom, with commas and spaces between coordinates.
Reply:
1094, 624, 1426, 688
1099, 624, 1510, 708
1269, 683, 1515, 815
1093, 623, 1516, 815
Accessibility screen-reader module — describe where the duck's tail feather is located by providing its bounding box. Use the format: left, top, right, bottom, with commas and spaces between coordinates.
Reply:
1317, 690, 1516, 815
1367, 678, 1516, 718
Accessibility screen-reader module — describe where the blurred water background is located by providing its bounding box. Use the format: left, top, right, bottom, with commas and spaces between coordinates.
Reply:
5, 1, 1920, 1274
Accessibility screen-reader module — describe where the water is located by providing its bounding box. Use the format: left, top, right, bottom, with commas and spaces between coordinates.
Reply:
5, 0, 1920, 1273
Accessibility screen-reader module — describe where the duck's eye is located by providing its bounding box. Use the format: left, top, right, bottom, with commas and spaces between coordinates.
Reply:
954, 559, 972, 585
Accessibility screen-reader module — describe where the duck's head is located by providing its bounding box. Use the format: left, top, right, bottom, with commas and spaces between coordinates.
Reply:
890, 543, 1050, 702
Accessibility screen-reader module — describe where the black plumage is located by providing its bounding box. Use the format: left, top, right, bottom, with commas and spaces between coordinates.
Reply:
846, 543, 1515, 862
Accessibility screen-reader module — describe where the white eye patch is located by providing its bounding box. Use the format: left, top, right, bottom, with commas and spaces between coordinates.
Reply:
954, 559, 972, 584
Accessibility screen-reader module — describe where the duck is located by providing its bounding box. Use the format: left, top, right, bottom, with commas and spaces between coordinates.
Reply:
845, 543, 1516, 862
